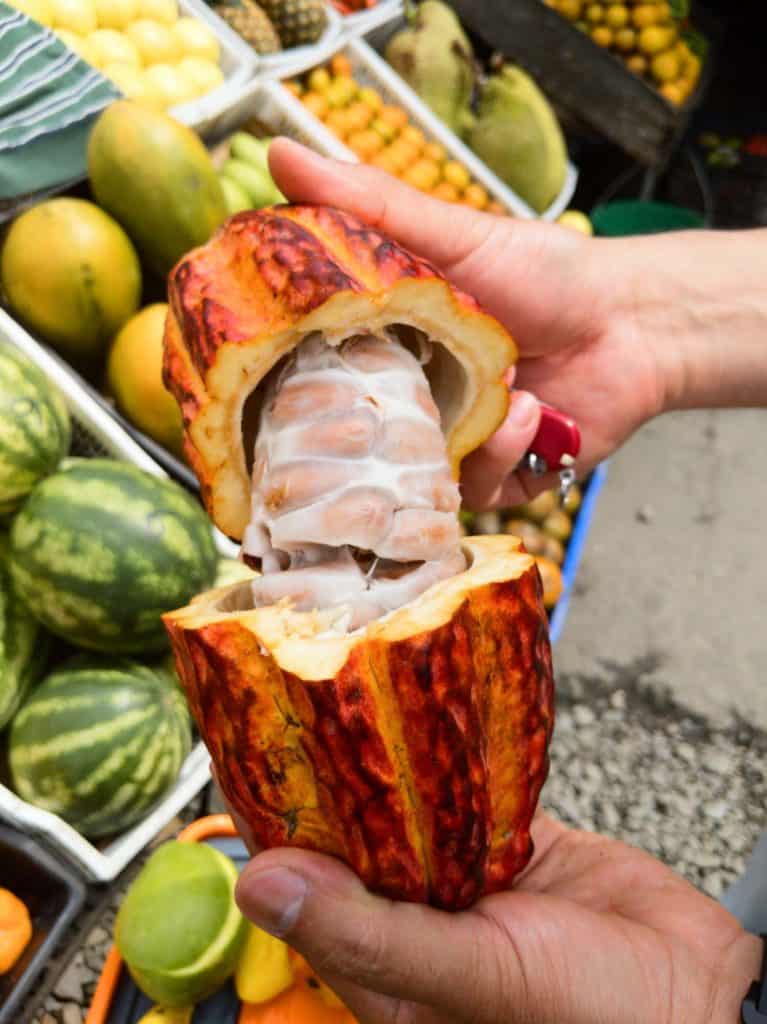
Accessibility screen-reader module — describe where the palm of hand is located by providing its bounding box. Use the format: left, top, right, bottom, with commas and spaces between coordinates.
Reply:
328, 815, 755, 1024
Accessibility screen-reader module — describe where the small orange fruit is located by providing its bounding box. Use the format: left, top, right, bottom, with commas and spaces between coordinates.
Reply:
370, 150, 400, 175
347, 129, 384, 159
325, 108, 351, 138
357, 86, 383, 112
534, 557, 564, 609
632, 3, 658, 28
302, 91, 329, 119
591, 25, 613, 46
283, 80, 302, 97
400, 124, 425, 150
625, 53, 648, 74
403, 159, 441, 191
557, 0, 582, 19
585, 3, 604, 22
604, 3, 628, 29
613, 26, 636, 50
388, 138, 420, 165
486, 200, 507, 216
378, 104, 409, 132
307, 66, 331, 93
463, 183, 489, 210
431, 182, 460, 203
659, 81, 684, 105
330, 53, 353, 77
345, 101, 373, 133
423, 141, 447, 163
370, 117, 397, 144
442, 160, 470, 191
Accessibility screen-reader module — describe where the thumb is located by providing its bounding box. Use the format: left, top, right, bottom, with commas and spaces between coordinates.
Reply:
268, 137, 505, 276
235, 847, 522, 1021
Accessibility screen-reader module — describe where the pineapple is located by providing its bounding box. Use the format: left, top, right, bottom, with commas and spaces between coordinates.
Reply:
213, 0, 281, 54
162, 206, 555, 911
259, 0, 327, 48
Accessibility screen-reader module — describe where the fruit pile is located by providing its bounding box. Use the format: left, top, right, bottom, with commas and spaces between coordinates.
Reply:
330, 0, 379, 12
211, 0, 328, 56
0, 888, 31, 976
286, 56, 506, 212
383, 1, 569, 214
117, 836, 357, 1021
546, 0, 703, 106
461, 482, 583, 610
212, 130, 286, 213
8, 0, 225, 113
0, 341, 233, 840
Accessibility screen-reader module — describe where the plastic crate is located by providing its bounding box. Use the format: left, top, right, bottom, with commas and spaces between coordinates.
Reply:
275, 34, 577, 220
0, 309, 229, 884
330, 0, 403, 36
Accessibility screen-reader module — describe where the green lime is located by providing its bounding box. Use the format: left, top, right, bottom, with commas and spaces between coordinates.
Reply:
115, 841, 247, 1007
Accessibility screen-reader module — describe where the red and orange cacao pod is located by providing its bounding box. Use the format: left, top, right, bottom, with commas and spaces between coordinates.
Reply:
162, 205, 554, 910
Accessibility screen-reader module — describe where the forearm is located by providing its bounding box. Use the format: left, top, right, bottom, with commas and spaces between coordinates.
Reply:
607, 228, 767, 413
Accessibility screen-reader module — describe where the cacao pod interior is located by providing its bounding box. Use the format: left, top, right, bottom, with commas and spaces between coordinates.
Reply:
239, 323, 466, 481
164, 207, 516, 542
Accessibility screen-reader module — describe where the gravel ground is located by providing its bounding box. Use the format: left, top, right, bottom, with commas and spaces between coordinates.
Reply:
30, 662, 767, 1024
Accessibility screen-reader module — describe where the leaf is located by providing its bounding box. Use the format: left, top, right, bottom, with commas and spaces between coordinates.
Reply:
682, 27, 709, 58
669, 0, 690, 19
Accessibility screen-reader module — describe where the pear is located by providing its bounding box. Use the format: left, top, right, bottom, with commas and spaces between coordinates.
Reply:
385, 1, 476, 138
467, 65, 568, 214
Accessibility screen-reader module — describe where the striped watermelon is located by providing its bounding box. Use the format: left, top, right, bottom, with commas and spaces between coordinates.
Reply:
0, 341, 70, 517
0, 538, 49, 730
9, 657, 191, 838
9, 458, 217, 654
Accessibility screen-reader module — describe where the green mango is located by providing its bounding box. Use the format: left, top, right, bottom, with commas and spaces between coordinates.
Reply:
221, 159, 282, 209
220, 176, 252, 215
385, 1, 476, 138
229, 132, 271, 173
467, 65, 568, 214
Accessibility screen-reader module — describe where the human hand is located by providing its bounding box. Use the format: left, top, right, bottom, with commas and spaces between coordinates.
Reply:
268, 139, 668, 509
235, 811, 761, 1024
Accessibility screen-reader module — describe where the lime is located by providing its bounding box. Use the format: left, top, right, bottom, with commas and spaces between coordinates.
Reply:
115, 841, 248, 1007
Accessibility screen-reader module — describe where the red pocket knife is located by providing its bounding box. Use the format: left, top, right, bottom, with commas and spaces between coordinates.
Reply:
522, 403, 582, 500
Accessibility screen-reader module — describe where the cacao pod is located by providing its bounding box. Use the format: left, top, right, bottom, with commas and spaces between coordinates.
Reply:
163, 206, 554, 910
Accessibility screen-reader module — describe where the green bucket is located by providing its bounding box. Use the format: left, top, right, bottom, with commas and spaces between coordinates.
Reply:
591, 200, 705, 237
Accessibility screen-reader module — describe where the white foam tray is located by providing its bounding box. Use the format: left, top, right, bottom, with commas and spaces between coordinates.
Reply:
331, 0, 404, 37
168, 0, 259, 138
0, 309, 232, 883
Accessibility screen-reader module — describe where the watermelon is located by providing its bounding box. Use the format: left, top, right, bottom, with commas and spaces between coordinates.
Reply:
0, 538, 49, 729
9, 657, 192, 838
0, 341, 70, 517
8, 458, 217, 654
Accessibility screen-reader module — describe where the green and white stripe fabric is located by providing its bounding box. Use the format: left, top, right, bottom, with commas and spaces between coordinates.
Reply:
0, 2, 120, 202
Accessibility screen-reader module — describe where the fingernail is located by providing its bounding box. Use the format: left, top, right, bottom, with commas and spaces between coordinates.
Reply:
238, 868, 308, 937
506, 390, 539, 429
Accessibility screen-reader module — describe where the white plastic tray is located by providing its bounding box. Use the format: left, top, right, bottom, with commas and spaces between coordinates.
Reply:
244, 3, 345, 83
0, 309, 228, 883
169, 0, 259, 138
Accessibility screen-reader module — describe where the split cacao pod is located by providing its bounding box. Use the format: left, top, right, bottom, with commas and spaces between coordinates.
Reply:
163, 206, 555, 910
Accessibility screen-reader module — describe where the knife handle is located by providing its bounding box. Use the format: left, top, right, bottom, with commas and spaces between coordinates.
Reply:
524, 404, 581, 475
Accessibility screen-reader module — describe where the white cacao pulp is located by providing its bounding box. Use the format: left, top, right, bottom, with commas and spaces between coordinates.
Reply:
242, 332, 466, 629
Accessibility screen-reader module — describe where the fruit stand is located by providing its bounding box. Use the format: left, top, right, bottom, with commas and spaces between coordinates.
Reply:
0, 0, 726, 1021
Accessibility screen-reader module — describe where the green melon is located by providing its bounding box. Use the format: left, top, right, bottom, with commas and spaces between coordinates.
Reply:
0, 341, 70, 517
8, 458, 217, 654
0, 538, 49, 730
9, 657, 191, 838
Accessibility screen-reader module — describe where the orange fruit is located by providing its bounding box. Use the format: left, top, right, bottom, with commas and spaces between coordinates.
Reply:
442, 160, 470, 191
638, 25, 674, 55
557, 0, 582, 18
370, 117, 397, 144
387, 138, 420, 165
357, 86, 383, 113
625, 53, 647, 74
591, 25, 613, 46
632, 3, 658, 28
325, 108, 351, 138
382, 146, 409, 175
378, 105, 409, 132
650, 48, 680, 82
431, 181, 460, 203
423, 141, 447, 163
347, 129, 384, 159
107, 303, 183, 455
345, 100, 373, 132
400, 124, 425, 150
585, 3, 604, 22
486, 200, 507, 216
370, 151, 400, 175
659, 81, 684, 105
463, 183, 489, 210
307, 66, 331, 93
302, 91, 329, 119
284, 80, 302, 98
605, 3, 628, 28
534, 557, 563, 609
330, 53, 353, 77
613, 26, 636, 50
403, 159, 441, 191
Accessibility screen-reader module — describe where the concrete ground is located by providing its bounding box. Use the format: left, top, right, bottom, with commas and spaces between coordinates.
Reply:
556, 406, 767, 728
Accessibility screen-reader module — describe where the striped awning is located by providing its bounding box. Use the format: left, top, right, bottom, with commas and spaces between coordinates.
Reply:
0, 2, 120, 204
